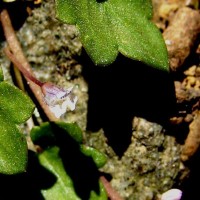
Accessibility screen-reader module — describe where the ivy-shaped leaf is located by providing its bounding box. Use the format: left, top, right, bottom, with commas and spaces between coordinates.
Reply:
31, 122, 107, 200
39, 146, 81, 200
55, 0, 169, 70
38, 146, 107, 200
31, 122, 107, 168
0, 72, 35, 174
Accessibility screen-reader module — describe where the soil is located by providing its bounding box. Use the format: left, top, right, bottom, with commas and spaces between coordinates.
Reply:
0, 0, 200, 200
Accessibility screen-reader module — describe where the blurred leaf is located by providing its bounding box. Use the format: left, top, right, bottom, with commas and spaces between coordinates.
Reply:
55, 0, 169, 70
0, 80, 34, 174
0, 67, 3, 82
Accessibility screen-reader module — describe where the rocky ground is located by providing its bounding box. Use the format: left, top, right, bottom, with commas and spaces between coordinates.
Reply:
0, 0, 200, 199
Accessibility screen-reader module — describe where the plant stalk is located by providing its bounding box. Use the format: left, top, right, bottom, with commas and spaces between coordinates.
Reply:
0, 9, 58, 121
4, 48, 44, 87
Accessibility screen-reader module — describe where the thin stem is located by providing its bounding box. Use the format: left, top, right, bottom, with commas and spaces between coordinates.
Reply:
4, 48, 44, 87
13, 65, 25, 91
100, 176, 124, 200
0, 9, 58, 121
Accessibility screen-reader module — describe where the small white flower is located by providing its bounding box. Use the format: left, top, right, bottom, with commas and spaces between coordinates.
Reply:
161, 189, 182, 200
41, 82, 78, 118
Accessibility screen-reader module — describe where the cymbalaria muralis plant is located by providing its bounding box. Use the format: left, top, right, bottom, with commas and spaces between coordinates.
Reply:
0, 0, 172, 199
0, 5, 110, 200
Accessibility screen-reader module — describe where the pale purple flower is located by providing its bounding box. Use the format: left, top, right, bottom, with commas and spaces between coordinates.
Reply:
3, 47, 77, 118
41, 82, 78, 118
161, 189, 182, 200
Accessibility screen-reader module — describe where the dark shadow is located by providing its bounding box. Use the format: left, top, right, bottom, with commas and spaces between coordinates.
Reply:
178, 149, 200, 200
31, 123, 103, 199
81, 50, 177, 156
0, 1, 36, 42
167, 121, 190, 145
49, 123, 100, 200
96, 0, 107, 3
0, 150, 56, 200
0, 123, 102, 200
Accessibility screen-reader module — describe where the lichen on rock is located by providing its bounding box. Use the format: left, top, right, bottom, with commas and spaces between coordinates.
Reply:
86, 117, 185, 200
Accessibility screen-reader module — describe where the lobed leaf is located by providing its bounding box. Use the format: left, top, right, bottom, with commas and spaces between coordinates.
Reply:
55, 0, 169, 70
31, 122, 108, 199
39, 146, 107, 200
39, 146, 81, 200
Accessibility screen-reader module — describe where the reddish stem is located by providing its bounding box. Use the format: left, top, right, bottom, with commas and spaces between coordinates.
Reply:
4, 48, 44, 87
0, 9, 58, 121
100, 176, 124, 200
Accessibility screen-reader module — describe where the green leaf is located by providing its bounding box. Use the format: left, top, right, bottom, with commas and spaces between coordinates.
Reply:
30, 122, 57, 147
39, 146, 81, 200
0, 81, 35, 174
56, 122, 83, 143
90, 181, 107, 200
0, 120, 27, 174
31, 122, 83, 146
0, 82, 34, 124
31, 122, 108, 199
80, 145, 107, 168
38, 147, 107, 200
0, 67, 3, 82
55, 0, 169, 70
